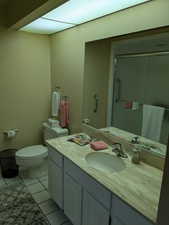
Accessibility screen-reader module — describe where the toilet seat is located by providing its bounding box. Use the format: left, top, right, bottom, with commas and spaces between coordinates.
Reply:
16, 145, 48, 160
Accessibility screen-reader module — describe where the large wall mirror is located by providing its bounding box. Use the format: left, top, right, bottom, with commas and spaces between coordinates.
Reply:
83, 32, 169, 156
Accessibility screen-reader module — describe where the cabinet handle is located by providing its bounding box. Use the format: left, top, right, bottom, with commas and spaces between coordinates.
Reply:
93, 94, 99, 113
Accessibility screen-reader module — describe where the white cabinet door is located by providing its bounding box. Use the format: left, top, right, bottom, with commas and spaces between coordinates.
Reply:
111, 196, 154, 225
111, 217, 124, 225
82, 190, 110, 225
48, 160, 63, 209
64, 173, 82, 225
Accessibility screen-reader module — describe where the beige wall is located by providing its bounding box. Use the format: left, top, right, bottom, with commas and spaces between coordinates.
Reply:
83, 40, 111, 128
50, 29, 85, 132
0, 31, 51, 151
50, 0, 169, 133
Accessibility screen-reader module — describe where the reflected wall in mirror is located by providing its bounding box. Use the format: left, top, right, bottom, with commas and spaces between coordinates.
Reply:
83, 32, 169, 148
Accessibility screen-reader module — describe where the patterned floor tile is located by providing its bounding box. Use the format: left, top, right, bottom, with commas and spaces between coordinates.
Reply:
39, 176, 48, 182
22, 177, 39, 186
32, 190, 50, 203
0, 174, 72, 225
0, 178, 5, 183
47, 210, 69, 225
0, 184, 50, 225
40, 178, 48, 189
39, 199, 59, 215
27, 182, 45, 194
4, 176, 23, 186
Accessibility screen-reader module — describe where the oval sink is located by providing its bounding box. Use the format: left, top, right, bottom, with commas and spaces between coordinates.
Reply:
85, 152, 126, 173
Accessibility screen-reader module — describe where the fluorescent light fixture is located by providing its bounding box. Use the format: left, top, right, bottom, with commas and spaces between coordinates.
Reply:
20, 18, 75, 34
44, 0, 150, 25
21, 0, 151, 34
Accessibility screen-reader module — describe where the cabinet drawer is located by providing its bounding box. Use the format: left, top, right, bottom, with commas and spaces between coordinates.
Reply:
112, 196, 154, 225
64, 157, 111, 210
48, 146, 63, 167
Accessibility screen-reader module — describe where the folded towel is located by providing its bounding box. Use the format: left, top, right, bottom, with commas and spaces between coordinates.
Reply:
142, 105, 165, 142
90, 141, 108, 151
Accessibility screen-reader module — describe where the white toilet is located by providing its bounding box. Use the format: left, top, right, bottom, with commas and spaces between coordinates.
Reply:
16, 121, 68, 178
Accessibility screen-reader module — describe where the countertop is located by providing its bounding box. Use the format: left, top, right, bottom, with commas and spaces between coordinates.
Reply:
47, 134, 163, 223
100, 127, 166, 157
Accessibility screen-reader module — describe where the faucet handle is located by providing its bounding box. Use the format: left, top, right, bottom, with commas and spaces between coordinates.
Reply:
112, 142, 122, 150
112, 143, 128, 158
131, 136, 140, 144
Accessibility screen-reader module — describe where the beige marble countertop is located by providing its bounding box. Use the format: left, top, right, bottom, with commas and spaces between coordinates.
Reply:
101, 127, 166, 157
47, 134, 163, 223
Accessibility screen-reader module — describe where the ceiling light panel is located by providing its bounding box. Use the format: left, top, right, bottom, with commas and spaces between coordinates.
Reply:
20, 18, 75, 34
44, 0, 151, 25
20, 0, 151, 34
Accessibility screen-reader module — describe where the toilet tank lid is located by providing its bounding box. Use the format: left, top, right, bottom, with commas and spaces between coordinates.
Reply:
52, 127, 68, 134
16, 145, 48, 158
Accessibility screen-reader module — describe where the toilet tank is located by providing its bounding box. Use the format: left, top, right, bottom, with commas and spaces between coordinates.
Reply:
43, 122, 68, 142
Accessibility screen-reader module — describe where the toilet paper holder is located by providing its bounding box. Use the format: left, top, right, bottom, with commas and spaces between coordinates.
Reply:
3, 129, 19, 138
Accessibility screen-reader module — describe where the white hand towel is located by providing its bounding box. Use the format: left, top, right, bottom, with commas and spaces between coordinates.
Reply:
52, 91, 60, 117
141, 105, 165, 142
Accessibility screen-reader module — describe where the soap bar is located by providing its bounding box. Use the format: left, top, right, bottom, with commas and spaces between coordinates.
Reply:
90, 141, 108, 151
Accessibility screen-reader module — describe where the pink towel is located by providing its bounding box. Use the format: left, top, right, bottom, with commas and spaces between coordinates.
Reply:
59, 99, 70, 128
90, 141, 108, 151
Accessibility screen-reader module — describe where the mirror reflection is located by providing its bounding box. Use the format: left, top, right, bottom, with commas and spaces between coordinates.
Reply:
83, 32, 169, 155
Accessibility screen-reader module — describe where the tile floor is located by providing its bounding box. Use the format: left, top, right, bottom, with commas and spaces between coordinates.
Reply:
0, 172, 72, 225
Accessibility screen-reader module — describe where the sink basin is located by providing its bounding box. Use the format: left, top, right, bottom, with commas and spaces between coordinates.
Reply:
85, 152, 126, 173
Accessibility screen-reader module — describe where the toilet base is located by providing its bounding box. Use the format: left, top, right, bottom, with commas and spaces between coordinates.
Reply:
19, 159, 48, 179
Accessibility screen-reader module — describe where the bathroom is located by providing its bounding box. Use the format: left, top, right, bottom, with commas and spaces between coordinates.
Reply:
0, 0, 169, 225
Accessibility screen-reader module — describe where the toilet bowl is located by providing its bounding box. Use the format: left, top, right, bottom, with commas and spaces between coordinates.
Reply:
16, 145, 48, 178
16, 121, 68, 178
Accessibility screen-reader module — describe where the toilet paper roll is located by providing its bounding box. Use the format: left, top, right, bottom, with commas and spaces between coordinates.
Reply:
6, 130, 17, 138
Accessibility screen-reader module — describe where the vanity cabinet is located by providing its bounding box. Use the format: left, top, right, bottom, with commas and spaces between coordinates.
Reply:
111, 217, 125, 225
64, 157, 111, 210
64, 157, 111, 225
48, 146, 64, 209
82, 190, 110, 225
48, 146, 155, 225
64, 173, 82, 225
111, 196, 154, 225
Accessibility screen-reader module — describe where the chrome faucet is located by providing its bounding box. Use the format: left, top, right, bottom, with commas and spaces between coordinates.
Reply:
131, 136, 140, 144
112, 143, 128, 158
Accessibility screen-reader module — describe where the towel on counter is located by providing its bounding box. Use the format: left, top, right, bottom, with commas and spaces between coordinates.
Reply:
141, 105, 165, 142
90, 141, 108, 151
